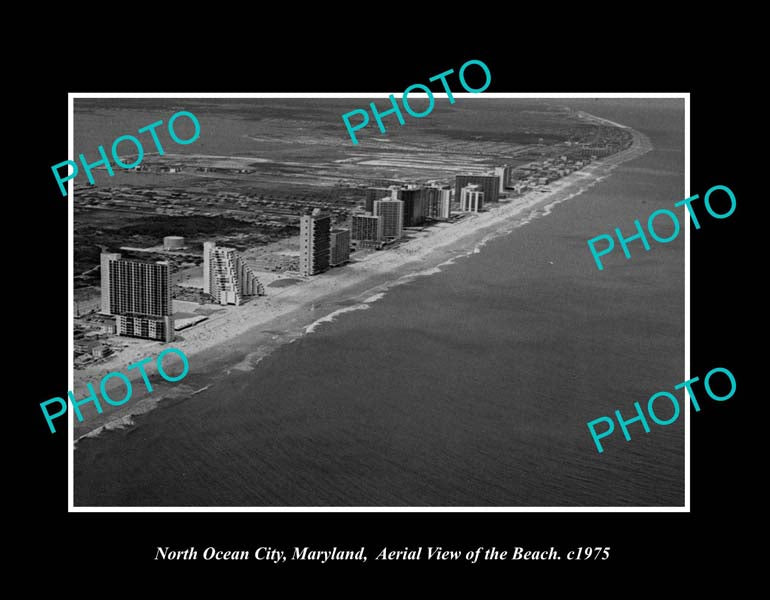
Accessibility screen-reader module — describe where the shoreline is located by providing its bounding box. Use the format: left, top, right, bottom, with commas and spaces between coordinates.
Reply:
73, 124, 652, 443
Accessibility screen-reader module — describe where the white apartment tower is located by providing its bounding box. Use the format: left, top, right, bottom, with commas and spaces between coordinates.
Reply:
494, 166, 511, 193
373, 198, 404, 240
203, 242, 264, 306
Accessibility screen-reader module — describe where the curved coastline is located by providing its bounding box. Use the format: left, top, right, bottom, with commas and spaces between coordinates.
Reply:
73, 115, 652, 445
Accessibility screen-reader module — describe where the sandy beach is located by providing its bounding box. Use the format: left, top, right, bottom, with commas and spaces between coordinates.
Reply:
72, 124, 651, 442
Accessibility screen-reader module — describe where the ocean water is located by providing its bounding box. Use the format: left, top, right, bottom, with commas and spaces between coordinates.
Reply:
74, 100, 685, 506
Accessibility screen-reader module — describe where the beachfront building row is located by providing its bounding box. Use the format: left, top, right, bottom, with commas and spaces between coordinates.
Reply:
361, 174, 501, 223
203, 242, 264, 306
364, 185, 400, 212
100, 253, 174, 342
365, 183, 452, 224
426, 185, 451, 220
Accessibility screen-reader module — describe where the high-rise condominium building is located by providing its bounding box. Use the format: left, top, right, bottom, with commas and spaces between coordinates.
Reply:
454, 174, 500, 209
460, 184, 484, 213
422, 187, 439, 219
396, 187, 426, 227
365, 185, 400, 212
330, 229, 351, 266
373, 199, 404, 240
299, 209, 331, 276
100, 253, 173, 342
351, 213, 384, 248
203, 242, 264, 306
494, 166, 511, 193
425, 185, 452, 220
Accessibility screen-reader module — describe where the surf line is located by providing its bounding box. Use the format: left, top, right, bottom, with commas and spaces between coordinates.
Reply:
40, 348, 190, 434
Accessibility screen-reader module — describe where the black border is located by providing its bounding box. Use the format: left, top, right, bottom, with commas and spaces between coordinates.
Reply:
27, 39, 747, 579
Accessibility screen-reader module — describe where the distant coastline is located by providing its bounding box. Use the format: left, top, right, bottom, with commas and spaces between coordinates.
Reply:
73, 114, 652, 443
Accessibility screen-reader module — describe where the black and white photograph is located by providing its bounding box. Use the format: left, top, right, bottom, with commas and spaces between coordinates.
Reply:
69, 95, 685, 508
23, 36, 751, 581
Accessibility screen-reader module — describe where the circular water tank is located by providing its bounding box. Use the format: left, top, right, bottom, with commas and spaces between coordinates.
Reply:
164, 236, 185, 250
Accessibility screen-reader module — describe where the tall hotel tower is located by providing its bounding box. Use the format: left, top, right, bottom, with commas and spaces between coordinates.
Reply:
299, 208, 331, 276
425, 185, 451, 220
460, 184, 484, 212
494, 166, 511, 193
373, 198, 404, 240
203, 242, 264, 306
396, 187, 425, 227
100, 253, 174, 342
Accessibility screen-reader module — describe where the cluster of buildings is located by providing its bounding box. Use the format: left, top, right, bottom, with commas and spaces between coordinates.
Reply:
509, 156, 588, 192
298, 208, 351, 276
300, 158, 602, 276
345, 174, 503, 250
297, 172, 507, 272
89, 158, 592, 348
98, 242, 266, 343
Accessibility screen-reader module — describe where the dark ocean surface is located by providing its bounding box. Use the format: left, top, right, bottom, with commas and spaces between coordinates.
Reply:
74, 99, 685, 506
